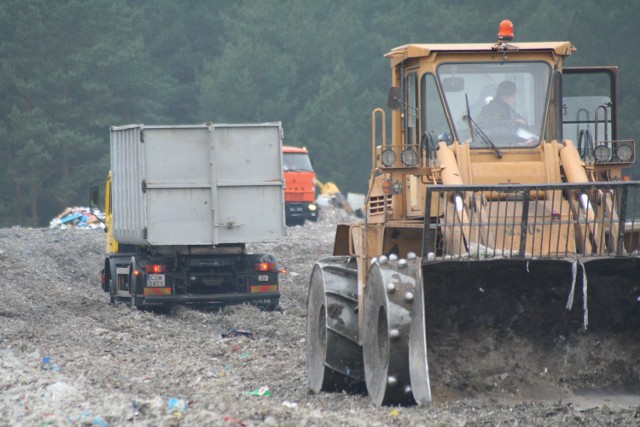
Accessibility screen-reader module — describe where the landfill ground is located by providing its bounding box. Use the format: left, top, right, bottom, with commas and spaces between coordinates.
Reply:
1, 210, 640, 426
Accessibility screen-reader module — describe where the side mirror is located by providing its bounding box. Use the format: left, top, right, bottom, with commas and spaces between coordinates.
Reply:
441, 77, 465, 92
89, 178, 105, 211
89, 185, 101, 209
387, 87, 402, 110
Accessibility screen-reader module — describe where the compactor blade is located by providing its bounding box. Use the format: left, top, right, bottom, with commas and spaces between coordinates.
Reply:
421, 258, 640, 398
419, 182, 640, 398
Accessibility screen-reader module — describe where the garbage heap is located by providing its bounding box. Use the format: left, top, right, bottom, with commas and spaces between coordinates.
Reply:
49, 207, 105, 230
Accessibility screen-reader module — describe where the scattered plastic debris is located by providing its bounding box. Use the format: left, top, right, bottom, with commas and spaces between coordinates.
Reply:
221, 329, 254, 340
224, 415, 246, 426
41, 355, 61, 372
389, 409, 400, 416
246, 386, 272, 397
66, 410, 94, 424
239, 351, 251, 359
168, 397, 188, 415
45, 382, 78, 401
132, 400, 141, 417
92, 416, 109, 427
49, 207, 105, 230
282, 401, 297, 408
218, 363, 234, 378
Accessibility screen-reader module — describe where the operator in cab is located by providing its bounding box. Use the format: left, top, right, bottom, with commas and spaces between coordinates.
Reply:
478, 80, 537, 146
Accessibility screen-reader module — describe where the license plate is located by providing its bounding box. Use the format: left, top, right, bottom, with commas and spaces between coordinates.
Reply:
147, 274, 165, 287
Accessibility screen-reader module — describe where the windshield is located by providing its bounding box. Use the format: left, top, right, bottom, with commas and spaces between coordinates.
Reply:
437, 62, 551, 148
283, 152, 314, 172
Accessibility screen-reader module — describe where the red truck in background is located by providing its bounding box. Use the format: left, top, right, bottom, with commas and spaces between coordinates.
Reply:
282, 146, 318, 225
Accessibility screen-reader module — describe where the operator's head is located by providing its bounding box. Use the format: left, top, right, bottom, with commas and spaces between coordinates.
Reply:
496, 80, 516, 106
496, 80, 516, 98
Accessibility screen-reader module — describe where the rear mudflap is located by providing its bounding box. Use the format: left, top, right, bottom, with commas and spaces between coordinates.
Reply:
421, 257, 640, 398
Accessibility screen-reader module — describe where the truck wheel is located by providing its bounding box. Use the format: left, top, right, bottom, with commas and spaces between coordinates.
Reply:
363, 257, 430, 406
128, 257, 142, 309
307, 257, 364, 393
109, 277, 117, 304
107, 262, 118, 304
266, 298, 280, 311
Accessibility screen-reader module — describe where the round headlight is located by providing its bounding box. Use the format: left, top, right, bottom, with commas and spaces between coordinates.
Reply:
392, 181, 403, 194
593, 145, 611, 162
308, 203, 317, 212
381, 148, 396, 167
616, 143, 633, 162
400, 148, 419, 167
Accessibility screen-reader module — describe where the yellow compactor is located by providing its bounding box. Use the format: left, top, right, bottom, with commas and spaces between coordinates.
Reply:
307, 21, 640, 405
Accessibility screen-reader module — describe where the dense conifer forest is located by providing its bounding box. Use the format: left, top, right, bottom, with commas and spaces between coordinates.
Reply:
1, 0, 637, 226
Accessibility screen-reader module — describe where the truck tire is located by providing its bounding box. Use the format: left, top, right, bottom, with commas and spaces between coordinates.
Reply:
108, 262, 118, 304
128, 257, 142, 309
109, 277, 117, 304
266, 298, 280, 311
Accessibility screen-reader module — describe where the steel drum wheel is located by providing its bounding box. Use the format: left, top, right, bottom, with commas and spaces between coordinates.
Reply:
363, 257, 431, 406
307, 257, 364, 393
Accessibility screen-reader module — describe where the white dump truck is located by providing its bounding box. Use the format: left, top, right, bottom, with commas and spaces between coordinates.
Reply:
91, 123, 285, 309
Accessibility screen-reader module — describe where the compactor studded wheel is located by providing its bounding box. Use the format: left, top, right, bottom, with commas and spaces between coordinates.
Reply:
307, 257, 364, 393
363, 255, 431, 406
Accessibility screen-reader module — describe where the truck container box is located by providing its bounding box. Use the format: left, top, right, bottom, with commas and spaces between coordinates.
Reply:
110, 123, 285, 246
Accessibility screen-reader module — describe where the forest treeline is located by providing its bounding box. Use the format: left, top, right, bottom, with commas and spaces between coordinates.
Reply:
1, 0, 638, 226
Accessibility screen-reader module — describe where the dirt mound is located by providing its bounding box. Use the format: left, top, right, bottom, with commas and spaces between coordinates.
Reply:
1, 223, 639, 425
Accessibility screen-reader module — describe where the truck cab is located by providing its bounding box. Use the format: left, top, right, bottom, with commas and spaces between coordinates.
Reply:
282, 146, 318, 225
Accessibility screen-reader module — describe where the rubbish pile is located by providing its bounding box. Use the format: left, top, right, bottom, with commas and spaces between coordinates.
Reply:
49, 207, 105, 230
315, 179, 364, 221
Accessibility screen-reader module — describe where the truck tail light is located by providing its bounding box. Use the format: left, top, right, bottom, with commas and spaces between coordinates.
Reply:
256, 262, 276, 272
145, 264, 166, 274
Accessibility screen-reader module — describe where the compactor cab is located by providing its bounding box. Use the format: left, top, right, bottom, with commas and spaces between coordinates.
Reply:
307, 21, 640, 406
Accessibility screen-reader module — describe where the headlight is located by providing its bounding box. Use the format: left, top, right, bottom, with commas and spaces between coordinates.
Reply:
594, 145, 611, 162
616, 143, 633, 162
308, 204, 317, 212
392, 181, 403, 195
381, 148, 396, 167
400, 147, 419, 167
